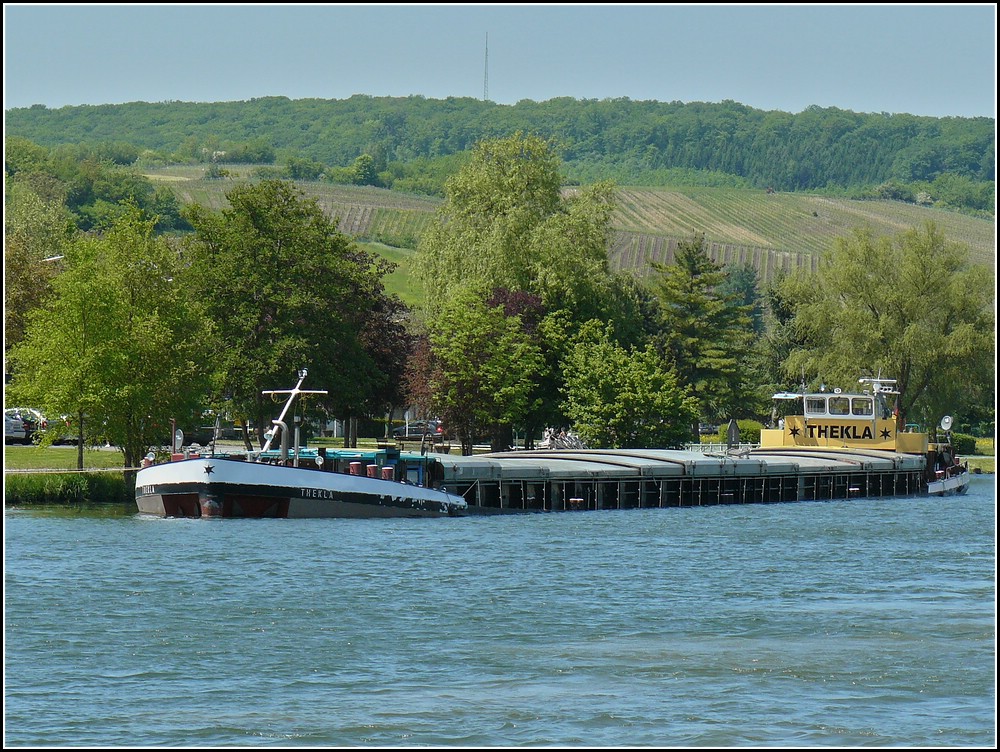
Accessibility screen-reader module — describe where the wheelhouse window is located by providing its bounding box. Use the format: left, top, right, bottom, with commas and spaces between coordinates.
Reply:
805, 397, 826, 415
851, 397, 874, 416
828, 396, 850, 415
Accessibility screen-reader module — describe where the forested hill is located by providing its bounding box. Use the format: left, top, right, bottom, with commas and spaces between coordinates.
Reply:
6, 95, 994, 198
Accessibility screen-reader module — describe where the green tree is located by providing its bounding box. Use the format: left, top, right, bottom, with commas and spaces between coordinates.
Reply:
741, 271, 810, 417
415, 133, 645, 441
526, 180, 644, 339
286, 156, 326, 181
783, 222, 994, 427
416, 132, 563, 296
7, 206, 211, 471
356, 293, 413, 435
718, 262, 764, 334
4, 135, 53, 176
562, 321, 698, 448
650, 234, 754, 436
350, 153, 380, 186
4, 180, 75, 351
205, 163, 230, 179
426, 286, 545, 455
181, 180, 397, 445
7, 98, 994, 205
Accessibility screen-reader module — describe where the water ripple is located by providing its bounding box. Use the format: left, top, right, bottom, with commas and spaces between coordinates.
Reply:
5, 480, 995, 746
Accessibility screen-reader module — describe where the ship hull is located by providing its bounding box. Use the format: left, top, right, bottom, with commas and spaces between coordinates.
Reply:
926, 471, 971, 497
135, 458, 467, 518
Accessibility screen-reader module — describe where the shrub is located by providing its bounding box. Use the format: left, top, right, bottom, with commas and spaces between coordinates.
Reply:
950, 433, 977, 456
739, 420, 763, 444
710, 419, 764, 444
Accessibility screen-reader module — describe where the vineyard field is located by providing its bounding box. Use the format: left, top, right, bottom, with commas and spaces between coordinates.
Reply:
146, 167, 995, 283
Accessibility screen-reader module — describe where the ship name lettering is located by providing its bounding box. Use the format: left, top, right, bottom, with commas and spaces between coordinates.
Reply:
301, 487, 335, 499
806, 424, 875, 440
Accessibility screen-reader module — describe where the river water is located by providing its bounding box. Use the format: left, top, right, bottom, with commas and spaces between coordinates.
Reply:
4, 476, 996, 747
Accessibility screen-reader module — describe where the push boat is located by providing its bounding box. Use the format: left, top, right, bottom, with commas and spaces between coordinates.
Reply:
134, 371, 468, 519
760, 376, 970, 497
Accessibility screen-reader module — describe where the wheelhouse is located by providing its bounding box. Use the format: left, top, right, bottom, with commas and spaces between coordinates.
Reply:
760, 377, 926, 454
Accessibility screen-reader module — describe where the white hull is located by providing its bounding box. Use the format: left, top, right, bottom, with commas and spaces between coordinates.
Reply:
135, 458, 468, 518
926, 471, 971, 496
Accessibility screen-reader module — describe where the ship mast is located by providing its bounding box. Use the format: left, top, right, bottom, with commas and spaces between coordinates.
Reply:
260, 368, 328, 453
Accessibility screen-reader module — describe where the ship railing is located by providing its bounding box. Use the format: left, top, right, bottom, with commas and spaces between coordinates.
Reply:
684, 442, 760, 454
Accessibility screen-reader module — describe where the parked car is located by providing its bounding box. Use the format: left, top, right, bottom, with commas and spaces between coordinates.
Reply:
392, 419, 443, 441
5, 412, 27, 444
5, 407, 47, 444
188, 420, 252, 446
51, 414, 80, 445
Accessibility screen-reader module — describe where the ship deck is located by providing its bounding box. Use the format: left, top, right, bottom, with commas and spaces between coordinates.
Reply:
430, 447, 929, 513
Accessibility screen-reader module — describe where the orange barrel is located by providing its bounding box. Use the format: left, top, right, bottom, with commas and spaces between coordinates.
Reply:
349, 462, 363, 475
367, 464, 379, 478
381, 466, 395, 481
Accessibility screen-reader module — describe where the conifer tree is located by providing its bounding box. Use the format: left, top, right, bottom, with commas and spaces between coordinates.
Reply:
650, 234, 754, 437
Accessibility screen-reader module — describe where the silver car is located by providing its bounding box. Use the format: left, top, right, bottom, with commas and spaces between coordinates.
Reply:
5, 407, 47, 444
5, 412, 27, 444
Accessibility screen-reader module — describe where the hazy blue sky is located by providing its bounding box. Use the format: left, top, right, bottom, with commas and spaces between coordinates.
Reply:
3, 4, 996, 118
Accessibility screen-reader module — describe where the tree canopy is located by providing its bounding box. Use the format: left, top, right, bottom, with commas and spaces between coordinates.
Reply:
3, 124, 994, 465
416, 132, 563, 296
180, 180, 406, 445
414, 133, 657, 449
416, 132, 641, 335
6, 206, 212, 470
650, 234, 755, 432
5, 135, 190, 234
426, 286, 545, 454
4, 178, 74, 350
562, 321, 698, 449
7, 97, 994, 203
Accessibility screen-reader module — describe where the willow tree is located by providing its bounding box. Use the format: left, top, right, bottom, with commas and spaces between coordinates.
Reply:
783, 222, 994, 427
416, 132, 563, 296
6, 205, 211, 472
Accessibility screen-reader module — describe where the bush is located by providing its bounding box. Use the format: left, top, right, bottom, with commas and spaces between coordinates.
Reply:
709, 419, 764, 444
950, 433, 977, 456
735, 420, 763, 444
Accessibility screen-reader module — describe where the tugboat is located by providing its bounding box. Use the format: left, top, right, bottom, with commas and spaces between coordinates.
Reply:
759, 375, 970, 497
134, 370, 468, 518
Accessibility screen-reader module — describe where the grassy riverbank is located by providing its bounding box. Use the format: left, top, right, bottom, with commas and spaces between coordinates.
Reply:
4, 444, 127, 471
967, 438, 995, 474
3, 446, 130, 506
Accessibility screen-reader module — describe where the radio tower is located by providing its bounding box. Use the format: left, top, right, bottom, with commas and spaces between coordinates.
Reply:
483, 33, 489, 102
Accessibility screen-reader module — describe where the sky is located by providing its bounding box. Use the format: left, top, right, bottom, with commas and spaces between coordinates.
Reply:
3, 4, 997, 119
